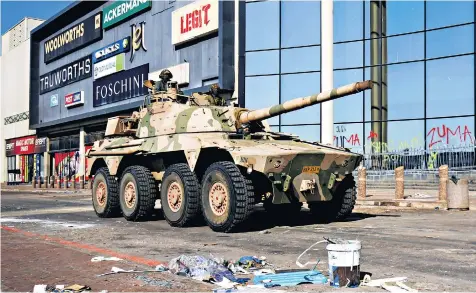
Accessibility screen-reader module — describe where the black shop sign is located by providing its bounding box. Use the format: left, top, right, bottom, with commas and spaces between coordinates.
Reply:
40, 55, 92, 94
93, 63, 149, 107
43, 13, 103, 64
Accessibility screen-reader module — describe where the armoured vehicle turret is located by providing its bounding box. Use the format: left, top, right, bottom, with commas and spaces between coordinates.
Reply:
86, 72, 372, 232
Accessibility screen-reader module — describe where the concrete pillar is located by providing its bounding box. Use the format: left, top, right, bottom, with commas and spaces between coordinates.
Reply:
439, 165, 448, 201
358, 167, 367, 199
447, 178, 469, 210
370, 1, 381, 153
395, 166, 404, 199
321, 0, 334, 145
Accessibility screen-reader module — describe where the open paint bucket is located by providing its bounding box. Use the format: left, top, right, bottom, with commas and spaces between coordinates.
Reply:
326, 240, 361, 287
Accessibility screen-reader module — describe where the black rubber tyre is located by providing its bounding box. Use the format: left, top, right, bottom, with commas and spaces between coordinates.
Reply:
309, 175, 356, 222
119, 166, 157, 221
160, 163, 201, 227
92, 167, 120, 218
201, 161, 254, 233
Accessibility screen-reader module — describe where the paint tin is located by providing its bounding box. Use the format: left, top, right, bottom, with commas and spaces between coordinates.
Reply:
326, 240, 361, 287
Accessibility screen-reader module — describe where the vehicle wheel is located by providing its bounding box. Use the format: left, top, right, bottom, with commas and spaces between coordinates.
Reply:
309, 175, 356, 222
201, 161, 254, 233
160, 163, 201, 227
119, 166, 157, 221
92, 167, 120, 218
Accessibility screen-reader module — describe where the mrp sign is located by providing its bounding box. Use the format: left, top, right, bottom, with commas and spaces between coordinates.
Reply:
65, 91, 84, 108
172, 0, 218, 45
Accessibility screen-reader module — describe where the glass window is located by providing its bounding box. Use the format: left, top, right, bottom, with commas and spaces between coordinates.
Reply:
386, 1, 424, 35
281, 125, 320, 143
281, 46, 320, 74
334, 1, 363, 42
281, 1, 320, 47
426, 25, 474, 59
334, 123, 364, 153
427, 1, 474, 29
246, 1, 279, 51
426, 55, 475, 118
334, 41, 363, 69
386, 62, 424, 120
245, 51, 279, 76
280, 72, 320, 124
386, 33, 424, 64
334, 69, 364, 123
365, 120, 425, 152
426, 117, 475, 149
245, 76, 280, 125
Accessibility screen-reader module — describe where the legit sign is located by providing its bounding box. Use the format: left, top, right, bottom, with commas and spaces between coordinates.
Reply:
171, 0, 218, 45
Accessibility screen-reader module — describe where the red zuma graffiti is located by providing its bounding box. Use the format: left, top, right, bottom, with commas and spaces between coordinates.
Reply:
427, 125, 474, 148
334, 134, 361, 147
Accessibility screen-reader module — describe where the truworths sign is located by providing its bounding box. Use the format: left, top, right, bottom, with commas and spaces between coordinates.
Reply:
103, 0, 152, 29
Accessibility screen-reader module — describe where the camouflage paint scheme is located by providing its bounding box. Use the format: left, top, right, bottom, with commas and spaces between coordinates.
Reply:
86, 80, 371, 204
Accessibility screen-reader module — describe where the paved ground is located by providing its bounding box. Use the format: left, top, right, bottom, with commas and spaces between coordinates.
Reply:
1, 191, 476, 292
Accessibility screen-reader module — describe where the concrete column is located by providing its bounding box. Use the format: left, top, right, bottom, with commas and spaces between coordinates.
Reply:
439, 165, 448, 201
370, 1, 381, 152
321, 0, 334, 145
358, 167, 367, 199
395, 166, 404, 199
79, 127, 86, 189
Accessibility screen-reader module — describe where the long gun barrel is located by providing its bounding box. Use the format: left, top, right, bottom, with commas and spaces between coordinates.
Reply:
238, 80, 372, 124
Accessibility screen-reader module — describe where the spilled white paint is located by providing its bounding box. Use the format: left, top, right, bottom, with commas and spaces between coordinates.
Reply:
0, 218, 95, 229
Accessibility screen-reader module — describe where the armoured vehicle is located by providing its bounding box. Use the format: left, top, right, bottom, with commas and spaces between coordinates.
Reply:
86, 72, 372, 232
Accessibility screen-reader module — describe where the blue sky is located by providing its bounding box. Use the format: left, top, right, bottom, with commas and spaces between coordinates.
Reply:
1, 1, 72, 54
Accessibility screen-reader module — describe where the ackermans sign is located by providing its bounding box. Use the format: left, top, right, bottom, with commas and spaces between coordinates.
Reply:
172, 0, 218, 45
43, 13, 102, 63
5, 136, 47, 156
103, 0, 152, 29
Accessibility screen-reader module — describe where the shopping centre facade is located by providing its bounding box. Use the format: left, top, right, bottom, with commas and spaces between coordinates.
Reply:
0, 0, 474, 184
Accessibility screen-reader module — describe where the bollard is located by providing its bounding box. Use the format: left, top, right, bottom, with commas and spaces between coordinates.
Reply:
439, 165, 448, 201
32, 176, 37, 188
88, 177, 93, 190
64, 177, 69, 189
80, 175, 85, 189
56, 176, 61, 189
447, 178, 469, 210
50, 176, 55, 188
395, 166, 404, 199
358, 167, 366, 199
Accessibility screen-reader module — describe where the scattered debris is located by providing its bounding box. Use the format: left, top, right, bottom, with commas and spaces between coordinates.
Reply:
136, 275, 172, 288
253, 269, 275, 276
252, 270, 327, 287
91, 256, 122, 262
258, 230, 271, 235
168, 255, 236, 282
237, 256, 266, 269
63, 284, 91, 292
155, 264, 169, 272
33, 284, 47, 293
204, 243, 218, 246
97, 266, 159, 277
361, 276, 408, 287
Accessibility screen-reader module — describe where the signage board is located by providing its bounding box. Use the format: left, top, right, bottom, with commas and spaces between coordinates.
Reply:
40, 55, 92, 95
44, 13, 102, 63
171, 0, 218, 45
149, 63, 190, 86
94, 53, 126, 80
5, 136, 47, 156
103, 0, 152, 29
50, 94, 59, 107
65, 91, 85, 108
93, 63, 149, 107
92, 37, 130, 63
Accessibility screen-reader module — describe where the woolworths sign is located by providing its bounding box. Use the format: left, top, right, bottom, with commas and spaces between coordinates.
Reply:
103, 0, 152, 29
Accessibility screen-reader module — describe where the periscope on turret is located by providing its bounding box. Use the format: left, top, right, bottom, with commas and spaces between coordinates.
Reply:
86, 73, 372, 233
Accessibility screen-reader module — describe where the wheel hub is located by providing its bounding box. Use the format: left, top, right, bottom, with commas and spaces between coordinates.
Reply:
96, 182, 107, 207
124, 182, 137, 209
167, 182, 183, 212
209, 182, 228, 216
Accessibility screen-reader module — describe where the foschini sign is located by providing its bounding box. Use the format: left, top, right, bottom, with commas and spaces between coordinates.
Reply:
44, 12, 102, 64
103, 0, 152, 29
40, 55, 92, 95
93, 63, 149, 107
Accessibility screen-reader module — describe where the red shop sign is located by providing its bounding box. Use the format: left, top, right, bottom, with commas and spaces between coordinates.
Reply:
5, 136, 47, 156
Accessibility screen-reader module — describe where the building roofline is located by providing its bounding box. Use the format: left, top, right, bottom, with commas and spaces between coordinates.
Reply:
2, 16, 45, 36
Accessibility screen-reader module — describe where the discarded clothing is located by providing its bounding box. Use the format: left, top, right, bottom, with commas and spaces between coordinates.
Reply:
136, 275, 172, 288
253, 270, 328, 287
237, 256, 264, 269
168, 255, 236, 282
